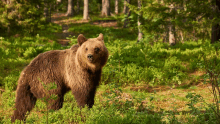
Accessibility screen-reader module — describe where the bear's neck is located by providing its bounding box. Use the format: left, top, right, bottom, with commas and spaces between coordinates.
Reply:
76, 60, 102, 77
75, 57, 102, 86
64, 50, 102, 91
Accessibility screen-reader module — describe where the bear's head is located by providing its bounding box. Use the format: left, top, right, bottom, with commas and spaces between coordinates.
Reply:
75, 33, 109, 72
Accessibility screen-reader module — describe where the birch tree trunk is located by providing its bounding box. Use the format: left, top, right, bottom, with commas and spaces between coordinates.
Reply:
102, 0, 110, 16
83, 0, 89, 20
123, 0, 126, 14
137, 0, 143, 42
66, 0, 74, 16
169, 24, 176, 45
169, 4, 176, 46
115, 0, 119, 14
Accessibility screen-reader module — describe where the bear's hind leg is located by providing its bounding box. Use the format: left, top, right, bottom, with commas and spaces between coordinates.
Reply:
11, 85, 37, 122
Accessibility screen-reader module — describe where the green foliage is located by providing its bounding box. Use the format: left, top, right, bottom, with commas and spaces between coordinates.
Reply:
186, 93, 203, 115
1, 8, 220, 123
198, 42, 220, 123
86, 107, 163, 124
102, 39, 205, 86
0, 0, 57, 36
68, 23, 219, 87
127, 0, 215, 41
39, 80, 58, 124
0, 35, 220, 123
185, 92, 219, 123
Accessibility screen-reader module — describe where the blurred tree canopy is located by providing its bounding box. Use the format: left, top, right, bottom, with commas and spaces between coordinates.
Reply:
0, 0, 220, 43
0, 0, 54, 36
128, 0, 220, 43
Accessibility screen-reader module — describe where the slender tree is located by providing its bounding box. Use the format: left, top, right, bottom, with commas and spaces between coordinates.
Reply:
44, 0, 51, 23
168, 3, 176, 45
137, 0, 143, 42
77, 0, 80, 14
123, 0, 130, 28
115, 0, 119, 14
169, 24, 176, 45
211, 0, 220, 43
102, 0, 110, 16
66, 0, 74, 16
83, 0, 89, 20
123, 0, 126, 14
6, 0, 11, 35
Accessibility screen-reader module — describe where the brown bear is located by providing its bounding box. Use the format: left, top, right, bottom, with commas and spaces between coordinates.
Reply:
11, 33, 109, 122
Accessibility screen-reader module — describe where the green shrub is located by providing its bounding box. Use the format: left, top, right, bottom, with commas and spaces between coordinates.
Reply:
101, 40, 205, 86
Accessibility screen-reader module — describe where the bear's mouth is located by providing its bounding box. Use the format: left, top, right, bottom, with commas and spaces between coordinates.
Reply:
88, 58, 93, 63
87, 54, 94, 63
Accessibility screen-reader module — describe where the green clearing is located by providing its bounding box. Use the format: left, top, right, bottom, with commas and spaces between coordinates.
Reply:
0, 13, 220, 123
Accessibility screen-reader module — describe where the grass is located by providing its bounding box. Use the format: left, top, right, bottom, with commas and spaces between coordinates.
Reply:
0, 83, 215, 123
0, 12, 219, 123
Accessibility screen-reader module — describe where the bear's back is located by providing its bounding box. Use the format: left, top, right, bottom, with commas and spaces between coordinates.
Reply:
20, 50, 67, 85
70, 44, 79, 52
28, 50, 65, 71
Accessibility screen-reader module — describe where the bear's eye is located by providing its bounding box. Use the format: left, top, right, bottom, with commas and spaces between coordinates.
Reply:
94, 48, 100, 53
85, 48, 88, 51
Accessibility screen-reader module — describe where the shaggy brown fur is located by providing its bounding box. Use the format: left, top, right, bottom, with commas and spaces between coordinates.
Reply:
11, 34, 108, 122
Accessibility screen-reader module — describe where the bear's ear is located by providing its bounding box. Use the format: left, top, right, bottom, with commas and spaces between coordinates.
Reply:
77, 34, 87, 46
97, 33, 104, 41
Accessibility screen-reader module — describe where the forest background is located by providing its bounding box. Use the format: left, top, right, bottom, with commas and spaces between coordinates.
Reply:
1, 0, 220, 123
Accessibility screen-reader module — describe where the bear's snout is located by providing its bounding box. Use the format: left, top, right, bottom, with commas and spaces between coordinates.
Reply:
87, 54, 93, 61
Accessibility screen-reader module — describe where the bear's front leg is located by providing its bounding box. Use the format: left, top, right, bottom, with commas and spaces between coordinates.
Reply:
47, 94, 64, 110
73, 88, 96, 108
86, 89, 96, 108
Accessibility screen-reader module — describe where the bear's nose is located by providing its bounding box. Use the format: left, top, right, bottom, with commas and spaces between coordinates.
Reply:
87, 54, 93, 59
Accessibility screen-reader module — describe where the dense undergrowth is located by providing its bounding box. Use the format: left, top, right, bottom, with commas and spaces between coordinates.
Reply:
1, 15, 220, 123
0, 25, 207, 91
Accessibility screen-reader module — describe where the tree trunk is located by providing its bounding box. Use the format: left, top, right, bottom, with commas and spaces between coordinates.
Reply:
6, 0, 10, 4
83, 0, 89, 20
211, 24, 220, 43
169, 24, 176, 45
44, 0, 50, 23
102, 0, 110, 16
211, 0, 220, 43
169, 4, 176, 46
66, 0, 74, 16
137, 0, 143, 42
162, 26, 169, 43
6, 0, 11, 36
123, 0, 130, 28
123, 0, 126, 14
115, 0, 119, 14
180, 30, 184, 43
77, 0, 80, 14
